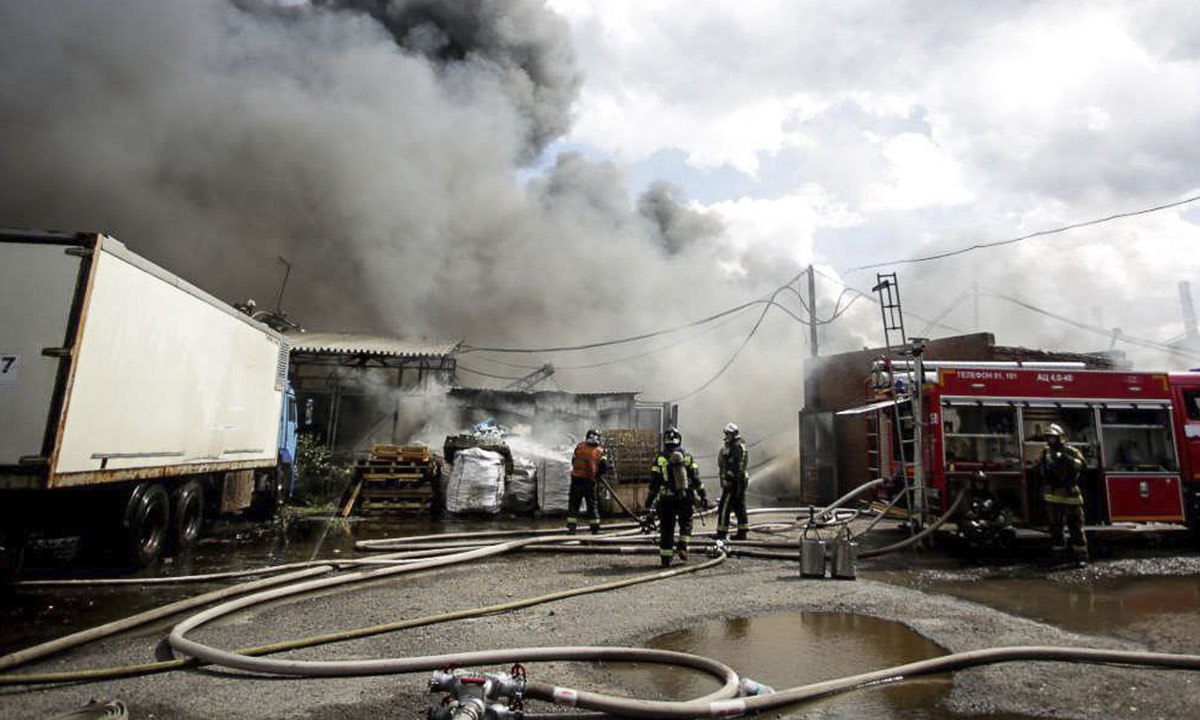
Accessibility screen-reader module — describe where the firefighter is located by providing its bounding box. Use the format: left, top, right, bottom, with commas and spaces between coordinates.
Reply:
1038, 423, 1088, 561
715, 422, 750, 541
959, 470, 1015, 551
645, 427, 710, 566
567, 429, 608, 534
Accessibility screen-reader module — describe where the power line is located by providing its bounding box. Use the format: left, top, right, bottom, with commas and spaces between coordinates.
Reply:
846, 192, 1200, 273
811, 266, 969, 335
456, 364, 526, 381
654, 282, 801, 403
460, 298, 770, 354
979, 290, 1195, 359
550, 305, 758, 370
466, 299, 797, 373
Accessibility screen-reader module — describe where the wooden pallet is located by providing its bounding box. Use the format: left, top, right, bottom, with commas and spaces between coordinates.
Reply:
603, 429, 659, 482
370, 444, 431, 462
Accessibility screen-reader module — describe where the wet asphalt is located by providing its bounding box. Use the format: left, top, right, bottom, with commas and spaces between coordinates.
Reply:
2, 512, 1199, 719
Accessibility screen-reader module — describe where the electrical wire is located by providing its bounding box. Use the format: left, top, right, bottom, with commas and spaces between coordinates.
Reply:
980, 290, 1194, 359
811, 266, 970, 335
455, 365, 526, 381
651, 284, 786, 403
845, 192, 1200, 273
461, 271, 806, 355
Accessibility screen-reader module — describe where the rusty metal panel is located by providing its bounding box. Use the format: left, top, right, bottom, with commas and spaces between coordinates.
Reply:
50, 458, 273, 488
220, 469, 255, 513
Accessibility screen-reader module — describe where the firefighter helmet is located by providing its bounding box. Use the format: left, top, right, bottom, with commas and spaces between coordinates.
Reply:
586, 428, 602, 445
663, 427, 682, 448
723, 422, 739, 437
1045, 423, 1066, 440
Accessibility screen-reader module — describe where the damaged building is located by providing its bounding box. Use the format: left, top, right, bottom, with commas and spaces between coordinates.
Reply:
289, 332, 670, 460
287, 332, 460, 457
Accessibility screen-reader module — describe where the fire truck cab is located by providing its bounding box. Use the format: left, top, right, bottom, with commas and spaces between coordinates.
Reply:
855, 361, 1200, 534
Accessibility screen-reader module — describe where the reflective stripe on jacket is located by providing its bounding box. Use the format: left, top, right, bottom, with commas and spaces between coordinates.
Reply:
1039, 444, 1085, 506
571, 442, 606, 481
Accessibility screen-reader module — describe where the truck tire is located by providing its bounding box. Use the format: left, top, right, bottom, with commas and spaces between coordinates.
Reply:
124, 484, 170, 568
170, 480, 205, 551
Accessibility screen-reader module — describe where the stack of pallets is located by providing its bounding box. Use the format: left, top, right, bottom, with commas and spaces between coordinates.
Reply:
341, 444, 438, 517
599, 429, 659, 514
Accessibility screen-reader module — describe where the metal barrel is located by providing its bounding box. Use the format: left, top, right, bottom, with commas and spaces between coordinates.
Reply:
830, 538, 858, 580
799, 538, 827, 578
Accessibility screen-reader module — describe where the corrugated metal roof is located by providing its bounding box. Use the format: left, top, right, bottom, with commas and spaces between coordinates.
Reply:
286, 332, 461, 358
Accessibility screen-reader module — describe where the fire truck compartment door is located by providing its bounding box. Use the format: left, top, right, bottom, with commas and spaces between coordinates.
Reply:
1105, 474, 1185, 523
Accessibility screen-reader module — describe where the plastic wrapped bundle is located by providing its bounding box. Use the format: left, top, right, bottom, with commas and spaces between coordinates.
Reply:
444, 447, 506, 514
506, 456, 538, 513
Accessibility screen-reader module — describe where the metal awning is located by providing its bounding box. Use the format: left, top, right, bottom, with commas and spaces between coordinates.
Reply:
836, 397, 910, 416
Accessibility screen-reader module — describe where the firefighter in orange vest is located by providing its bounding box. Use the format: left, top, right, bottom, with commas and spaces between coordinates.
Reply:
568, 429, 609, 534
645, 427, 710, 566
1038, 423, 1088, 561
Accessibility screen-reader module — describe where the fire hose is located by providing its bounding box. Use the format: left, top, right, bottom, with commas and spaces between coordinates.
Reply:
7, 492, 1200, 718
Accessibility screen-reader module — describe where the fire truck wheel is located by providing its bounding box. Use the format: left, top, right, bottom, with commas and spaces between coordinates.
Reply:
170, 480, 205, 551
124, 484, 170, 568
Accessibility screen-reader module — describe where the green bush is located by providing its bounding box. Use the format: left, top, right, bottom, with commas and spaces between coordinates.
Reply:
294, 433, 352, 505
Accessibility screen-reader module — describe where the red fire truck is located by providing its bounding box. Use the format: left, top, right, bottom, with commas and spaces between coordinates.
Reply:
851, 360, 1200, 535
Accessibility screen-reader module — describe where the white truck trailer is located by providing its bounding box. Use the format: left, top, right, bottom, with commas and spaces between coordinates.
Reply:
0, 230, 297, 569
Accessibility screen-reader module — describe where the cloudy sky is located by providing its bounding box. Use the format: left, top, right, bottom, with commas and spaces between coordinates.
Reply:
542, 0, 1200, 361
2, 0, 1199, 458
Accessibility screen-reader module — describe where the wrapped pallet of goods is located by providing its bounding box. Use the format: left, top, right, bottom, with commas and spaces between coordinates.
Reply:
536, 455, 572, 513
505, 457, 538, 513
444, 447, 506, 514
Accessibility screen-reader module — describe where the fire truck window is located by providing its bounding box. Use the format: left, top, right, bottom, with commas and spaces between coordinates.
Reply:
942, 405, 1020, 471
1022, 407, 1099, 468
1100, 407, 1178, 472
1183, 390, 1200, 421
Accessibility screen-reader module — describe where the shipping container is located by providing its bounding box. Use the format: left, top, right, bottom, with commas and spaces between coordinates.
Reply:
0, 231, 297, 569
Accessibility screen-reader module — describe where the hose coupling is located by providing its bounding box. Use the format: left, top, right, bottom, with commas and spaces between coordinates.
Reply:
484, 704, 524, 720
450, 697, 486, 720
739, 677, 775, 696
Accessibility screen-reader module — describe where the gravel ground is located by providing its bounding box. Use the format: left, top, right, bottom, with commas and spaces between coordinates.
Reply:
3, 539, 1200, 719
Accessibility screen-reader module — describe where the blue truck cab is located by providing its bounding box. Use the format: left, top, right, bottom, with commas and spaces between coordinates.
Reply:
278, 381, 299, 496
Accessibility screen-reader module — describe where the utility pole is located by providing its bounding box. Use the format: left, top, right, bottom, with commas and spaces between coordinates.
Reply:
1179, 281, 1199, 346
807, 264, 819, 358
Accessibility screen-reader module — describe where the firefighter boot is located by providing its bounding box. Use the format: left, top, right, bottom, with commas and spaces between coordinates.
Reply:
677, 545, 688, 562
732, 530, 749, 541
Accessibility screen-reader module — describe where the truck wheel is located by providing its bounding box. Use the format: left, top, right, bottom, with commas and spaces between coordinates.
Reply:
125, 484, 170, 568
171, 481, 205, 551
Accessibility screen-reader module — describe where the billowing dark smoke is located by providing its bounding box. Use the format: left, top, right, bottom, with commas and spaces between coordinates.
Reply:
0, 0, 807, 485
638, 181, 725, 255
317, 0, 579, 156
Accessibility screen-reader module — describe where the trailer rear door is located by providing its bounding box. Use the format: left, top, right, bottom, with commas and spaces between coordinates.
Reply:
0, 236, 89, 468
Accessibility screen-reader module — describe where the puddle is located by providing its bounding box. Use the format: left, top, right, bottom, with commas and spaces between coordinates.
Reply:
886, 572, 1200, 652
607, 611, 1035, 719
